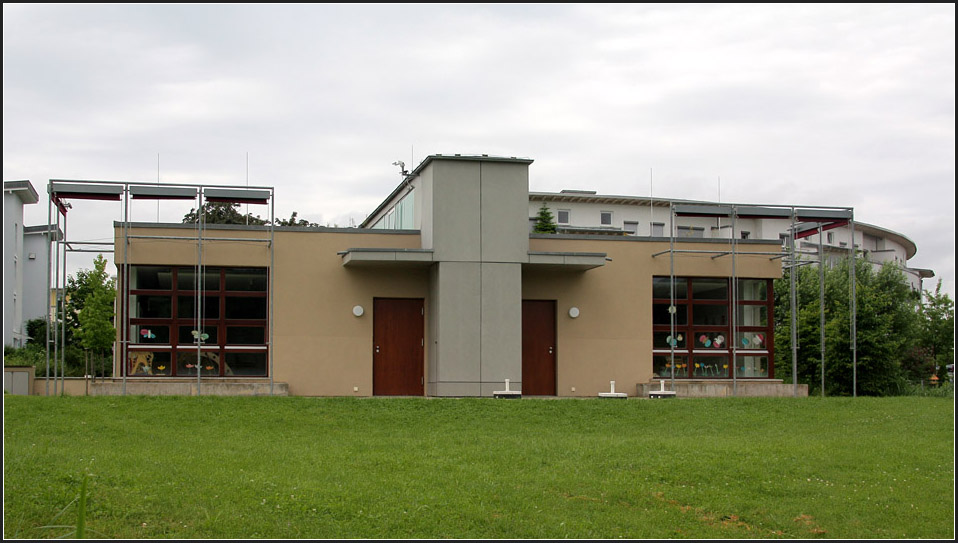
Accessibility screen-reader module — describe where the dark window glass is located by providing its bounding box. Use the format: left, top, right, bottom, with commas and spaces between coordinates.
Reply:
178, 296, 220, 319
226, 326, 266, 344
653, 304, 686, 326
692, 279, 727, 300
225, 352, 267, 376
652, 277, 687, 300
692, 305, 727, 326
177, 268, 220, 291
132, 266, 171, 290
225, 268, 267, 291
133, 295, 171, 318
226, 297, 267, 319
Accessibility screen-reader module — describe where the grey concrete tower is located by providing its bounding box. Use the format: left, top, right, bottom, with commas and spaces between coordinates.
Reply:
416, 156, 532, 396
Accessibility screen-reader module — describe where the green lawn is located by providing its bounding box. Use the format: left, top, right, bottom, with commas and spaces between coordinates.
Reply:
3, 395, 954, 539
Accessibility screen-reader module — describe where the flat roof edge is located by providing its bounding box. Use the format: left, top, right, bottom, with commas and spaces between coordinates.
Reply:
115, 221, 420, 235
4, 180, 40, 204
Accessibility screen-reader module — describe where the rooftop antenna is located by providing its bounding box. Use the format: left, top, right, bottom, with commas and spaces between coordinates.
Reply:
246, 152, 249, 225
157, 153, 161, 222
392, 160, 408, 178
717, 176, 722, 230
649, 167, 654, 235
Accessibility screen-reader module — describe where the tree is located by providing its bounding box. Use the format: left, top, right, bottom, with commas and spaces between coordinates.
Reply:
182, 202, 268, 225
774, 256, 922, 396
65, 255, 116, 375
533, 203, 557, 234
182, 203, 320, 227
919, 280, 955, 381
68, 254, 116, 378
274, 211, 319, 227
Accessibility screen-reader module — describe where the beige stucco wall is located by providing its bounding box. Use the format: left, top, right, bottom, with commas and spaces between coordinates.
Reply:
271, 230, 428, 396
525, 236, 782, 397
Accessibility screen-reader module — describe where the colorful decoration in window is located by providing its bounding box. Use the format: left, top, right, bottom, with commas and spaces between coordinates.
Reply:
191, 330, 210, 343
139, 329, 156, 339
129, 351, 153, 375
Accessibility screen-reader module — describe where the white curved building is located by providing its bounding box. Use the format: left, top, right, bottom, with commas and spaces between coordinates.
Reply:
528, 190, 934, 290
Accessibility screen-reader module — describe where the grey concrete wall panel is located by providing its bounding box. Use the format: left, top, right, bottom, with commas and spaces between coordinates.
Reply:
431, 161, 481, 262
427, 264, 441, 387
434, 261, 481, 383
479, 161, 529, 263
419, 166, 435, 250
480, 263, 522, 393
22, 233, 51, 324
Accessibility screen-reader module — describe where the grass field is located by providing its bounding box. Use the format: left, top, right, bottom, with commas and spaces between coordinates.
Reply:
3, 395, 954, 539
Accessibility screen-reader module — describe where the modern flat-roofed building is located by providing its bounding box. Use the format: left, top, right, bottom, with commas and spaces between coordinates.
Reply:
35, 154, 932, 397
97, 154, 798, 397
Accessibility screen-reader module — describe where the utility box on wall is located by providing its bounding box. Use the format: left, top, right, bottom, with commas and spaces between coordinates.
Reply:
3, 366, 34, 395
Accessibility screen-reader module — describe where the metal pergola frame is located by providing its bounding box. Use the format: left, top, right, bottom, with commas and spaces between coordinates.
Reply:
651, 201, 858, 397
45, 179, 275, 396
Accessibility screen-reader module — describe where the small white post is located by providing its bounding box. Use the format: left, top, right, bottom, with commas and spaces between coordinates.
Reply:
610, 380, 616, 393
504, 378, 511, 392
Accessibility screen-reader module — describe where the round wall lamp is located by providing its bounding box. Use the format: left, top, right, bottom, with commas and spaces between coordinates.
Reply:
352, 305, 364, 317
568, 307, 580, 318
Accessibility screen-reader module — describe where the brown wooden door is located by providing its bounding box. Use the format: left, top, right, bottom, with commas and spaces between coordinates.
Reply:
522, 300, 557, 395
373, 298, 424, 396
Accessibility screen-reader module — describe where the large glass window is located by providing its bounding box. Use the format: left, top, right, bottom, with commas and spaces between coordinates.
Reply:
371, 189, 415, 230
652, 277, 774, 379
126, 266, 268, 377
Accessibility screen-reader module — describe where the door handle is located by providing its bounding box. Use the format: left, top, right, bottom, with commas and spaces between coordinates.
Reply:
375, 345, 380, 353
548, 346, 554, 354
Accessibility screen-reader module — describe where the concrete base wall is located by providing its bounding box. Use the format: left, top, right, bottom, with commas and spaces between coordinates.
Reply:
91, 380, 289, 396
638, 379, 808, 398
32, 378, 89, 396
32, 378, 288, 396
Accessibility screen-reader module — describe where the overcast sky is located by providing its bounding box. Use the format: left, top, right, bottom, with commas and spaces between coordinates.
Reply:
4, 4, 955, 297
